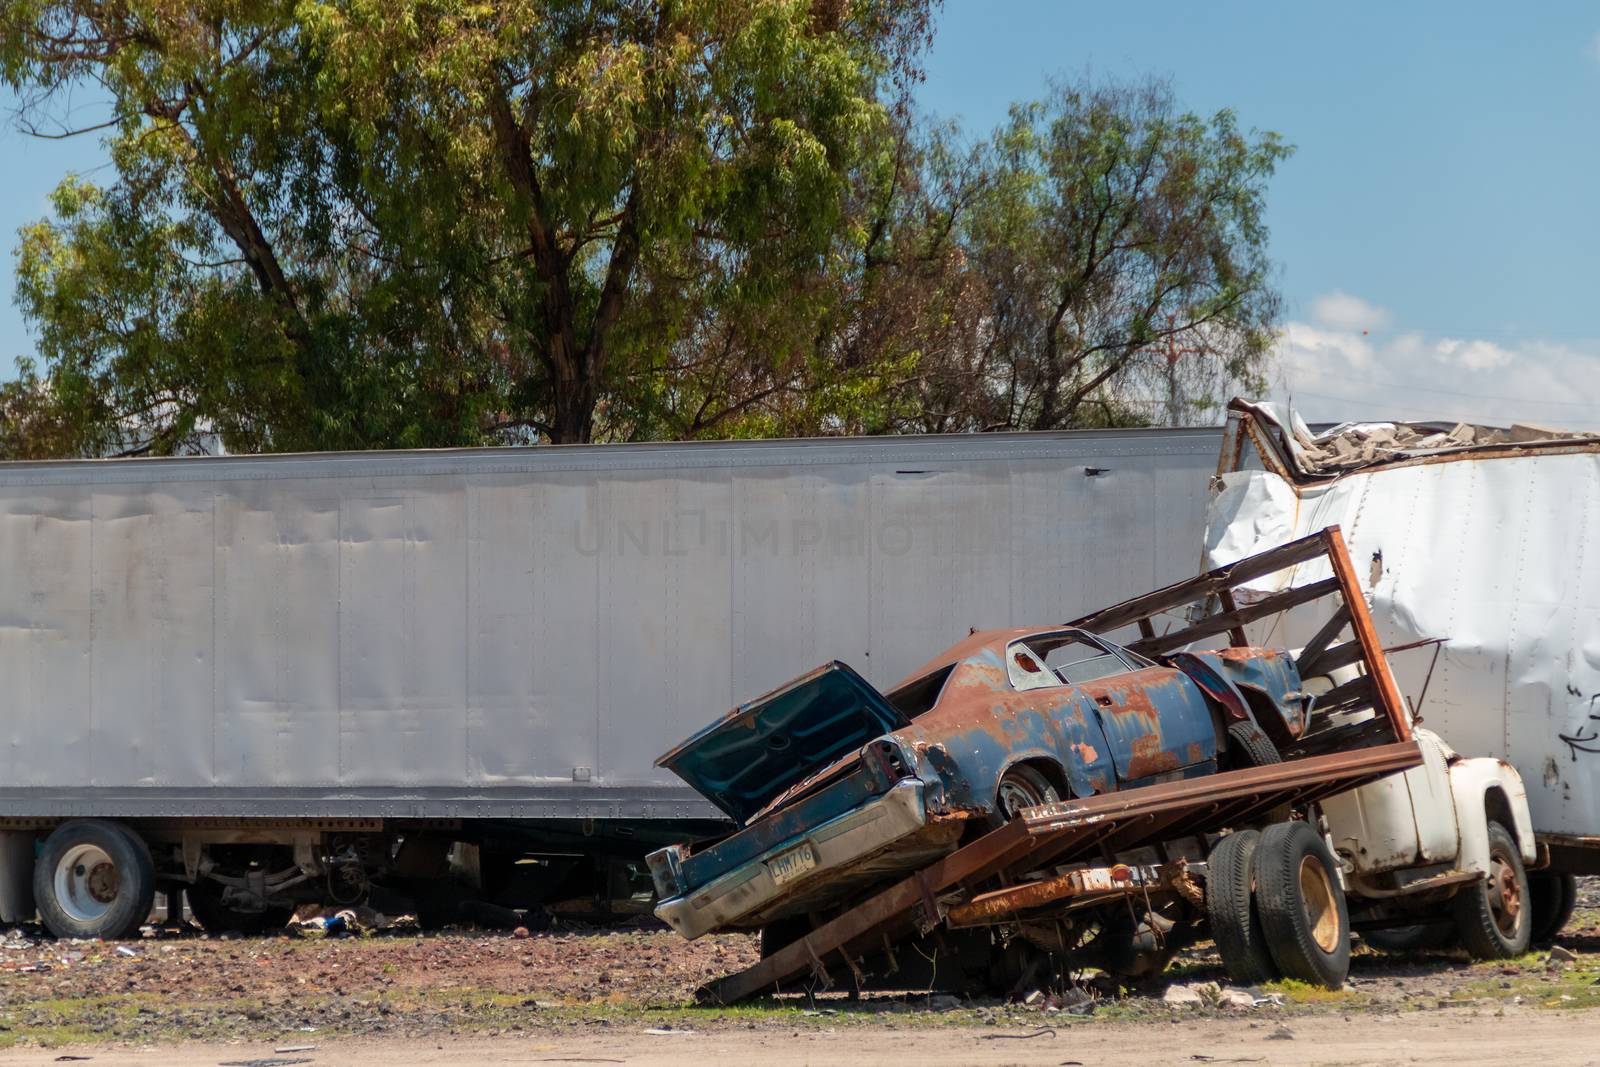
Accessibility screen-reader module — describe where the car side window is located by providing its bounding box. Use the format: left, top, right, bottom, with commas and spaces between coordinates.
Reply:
1047, 642, 1132, 685
1007, 642, 1060, 690
1007, 631, 1140, 689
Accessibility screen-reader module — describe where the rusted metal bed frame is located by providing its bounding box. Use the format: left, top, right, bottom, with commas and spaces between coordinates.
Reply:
699, 525, 1420, 1005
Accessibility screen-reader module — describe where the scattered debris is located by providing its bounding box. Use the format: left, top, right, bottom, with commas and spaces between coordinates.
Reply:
979, 1028, 1057, 1040
1163, 984, 1204, 1007
1549, 945, 1578, 964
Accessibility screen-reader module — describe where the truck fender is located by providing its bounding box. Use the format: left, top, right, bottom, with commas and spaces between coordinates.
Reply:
1447, 756, 1537, 875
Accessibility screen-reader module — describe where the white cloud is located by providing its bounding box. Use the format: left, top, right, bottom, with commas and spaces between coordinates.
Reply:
1310, 290, 1392, 333
1271, 316, 1600, 432
1432, 337, 1515, 371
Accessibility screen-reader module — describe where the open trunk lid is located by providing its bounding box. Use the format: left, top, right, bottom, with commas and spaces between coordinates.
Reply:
656, 661, 911, 824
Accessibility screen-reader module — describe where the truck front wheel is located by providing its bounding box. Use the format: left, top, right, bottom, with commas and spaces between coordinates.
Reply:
33, 820, 155, 940
1453, 821, 1531, 959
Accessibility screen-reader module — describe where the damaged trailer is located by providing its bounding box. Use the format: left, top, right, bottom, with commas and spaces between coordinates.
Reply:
653, 527, 1426, 1002
1207, 399, 1600, 942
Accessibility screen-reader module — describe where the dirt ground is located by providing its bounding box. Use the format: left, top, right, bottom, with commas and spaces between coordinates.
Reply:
0, 1005, 1592, 1067
1, 884, 1597, 1063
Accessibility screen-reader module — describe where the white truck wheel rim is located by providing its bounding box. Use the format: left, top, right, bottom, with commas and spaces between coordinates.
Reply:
53, 843, 120, 924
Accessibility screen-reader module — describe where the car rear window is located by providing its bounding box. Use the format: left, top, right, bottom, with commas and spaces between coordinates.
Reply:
886, 664, 955, 718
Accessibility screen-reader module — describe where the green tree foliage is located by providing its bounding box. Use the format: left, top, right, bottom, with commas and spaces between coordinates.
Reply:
3, 5, 1286, 455
642, 78, 1291, 438
2, 0, 931, 452
822, 78, 1292, 435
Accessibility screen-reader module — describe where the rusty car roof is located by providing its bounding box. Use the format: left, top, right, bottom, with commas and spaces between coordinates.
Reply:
891, 626, 1089, 692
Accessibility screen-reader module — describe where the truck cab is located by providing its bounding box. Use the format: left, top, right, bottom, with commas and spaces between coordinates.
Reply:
1305, 665, 1541, 957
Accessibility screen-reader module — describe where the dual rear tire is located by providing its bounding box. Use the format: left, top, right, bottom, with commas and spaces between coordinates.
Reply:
1206, 821, 1350, 988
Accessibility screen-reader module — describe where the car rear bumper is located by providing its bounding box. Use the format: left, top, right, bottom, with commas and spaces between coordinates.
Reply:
654, 780, 929, 941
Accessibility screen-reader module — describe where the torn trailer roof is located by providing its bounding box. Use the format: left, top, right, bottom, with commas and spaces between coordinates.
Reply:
1218, 397, 1600, 482
660, 526, 1421, 1003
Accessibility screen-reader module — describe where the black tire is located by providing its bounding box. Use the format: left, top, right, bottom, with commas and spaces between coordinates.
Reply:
1224, 722, 1290, 823
1205, 829, 1279, 983
1528, 870, 1578, 944
185, 881, 293, 935
1226, 720, 1281, 767
1254, 821, 1351, 988
996, 764, 1060, 820
1453, 821, 1531, 959
1361, 923, 1456, 953
33, 820, 155, 940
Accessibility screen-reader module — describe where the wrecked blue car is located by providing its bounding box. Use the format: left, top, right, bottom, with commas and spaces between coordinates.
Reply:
647, 626, 1311, 941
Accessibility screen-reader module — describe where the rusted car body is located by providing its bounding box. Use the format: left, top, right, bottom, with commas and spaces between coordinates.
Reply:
648, 624, 1310, 941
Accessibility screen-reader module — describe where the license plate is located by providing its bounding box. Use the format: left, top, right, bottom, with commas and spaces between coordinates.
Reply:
767, 842, 819, 886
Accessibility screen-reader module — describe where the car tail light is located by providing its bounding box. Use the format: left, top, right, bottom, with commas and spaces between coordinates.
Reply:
646, 844, 687, 900
863, 739, 912, 788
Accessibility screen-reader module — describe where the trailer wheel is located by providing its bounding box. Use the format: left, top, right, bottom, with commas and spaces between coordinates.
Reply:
1453, 821, 1531, 959
33, 820, 155, 941
1527, 870, 1577, 944
186, 881, 293, 935
1205, 829, 1279, 983
1254, 821, 1350, 988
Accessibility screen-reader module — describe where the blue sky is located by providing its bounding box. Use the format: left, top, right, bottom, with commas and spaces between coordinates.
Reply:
4, 2, 1600, 427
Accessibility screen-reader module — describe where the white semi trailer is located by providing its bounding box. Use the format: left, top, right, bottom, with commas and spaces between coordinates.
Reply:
1207, 399, 1600, 945
0, 427, 1223, 938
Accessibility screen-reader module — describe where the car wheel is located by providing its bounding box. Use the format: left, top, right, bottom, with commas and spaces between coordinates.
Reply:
996, 765, 1060, 820
1527, 870, 1577, 944
1361, 923, 1457, 953
33, 820, 156, 941
1453, 821, 1531, 959
1253, 821, 1351, 988
1224, 722, 1290, 823
1225, 720, 1281, 767
1205, 829, 1279, 983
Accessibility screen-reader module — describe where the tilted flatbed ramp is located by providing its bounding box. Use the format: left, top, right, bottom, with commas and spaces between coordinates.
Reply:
698, 526, 1421, 1004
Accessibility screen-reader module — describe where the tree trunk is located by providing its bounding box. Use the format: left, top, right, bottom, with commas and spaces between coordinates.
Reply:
548, 378, 598, 444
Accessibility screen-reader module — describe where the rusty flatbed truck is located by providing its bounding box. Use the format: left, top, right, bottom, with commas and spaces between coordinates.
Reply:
689, 526, 1425, 1003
